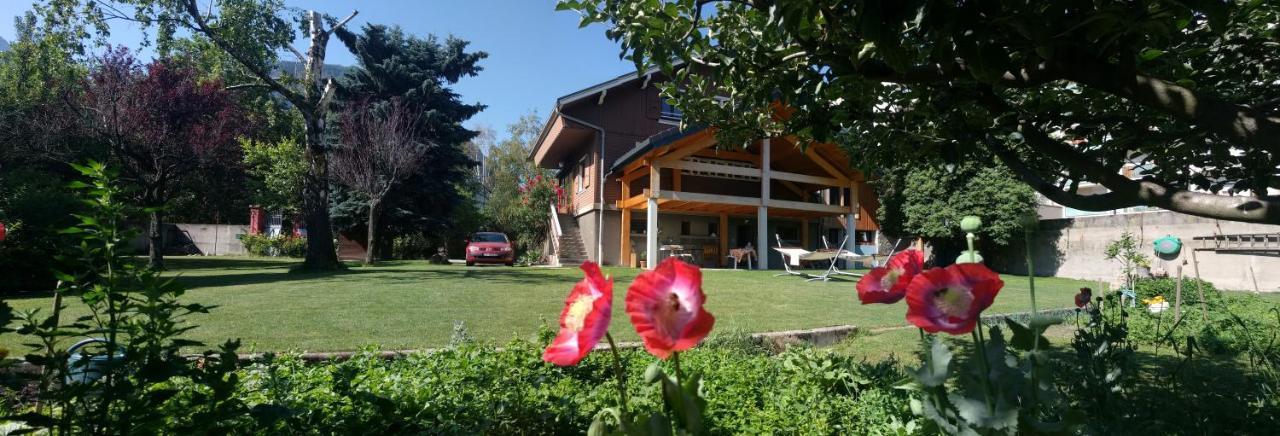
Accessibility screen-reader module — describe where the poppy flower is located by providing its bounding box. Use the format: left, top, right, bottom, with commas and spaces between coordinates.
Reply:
856, 249, 924, 304
1075, 287, 1093, 308
543, 262, 613, 366
905, 263, 1004, 335
625, 257, 716, 359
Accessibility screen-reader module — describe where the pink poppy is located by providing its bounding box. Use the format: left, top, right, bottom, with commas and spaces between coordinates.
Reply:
543, 262, 614, 366
856, 249, 924, 304
905, 263, 1004, 335
625, 257, 716, 359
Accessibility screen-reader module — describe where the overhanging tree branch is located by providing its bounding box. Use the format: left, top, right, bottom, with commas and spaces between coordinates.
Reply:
979, 91, 1280, 224
1053, 48, 1280, 155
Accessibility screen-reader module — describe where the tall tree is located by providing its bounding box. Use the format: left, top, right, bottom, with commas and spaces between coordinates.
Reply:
876, 160, 1036, 265
328, 24, 486, 254
51, 0, 361, 269
481, 112, 555, 253
563, 0, 1280, 223
77, 48, 244, 268
331, 100, 425, 264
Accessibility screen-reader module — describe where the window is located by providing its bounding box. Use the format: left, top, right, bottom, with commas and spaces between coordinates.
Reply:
659, 97, 682, 123
575, 156, 589, 193
680, 221, 691, 236
472, 233, 508, 243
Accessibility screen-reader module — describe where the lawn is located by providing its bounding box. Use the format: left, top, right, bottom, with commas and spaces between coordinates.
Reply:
2, 257, 1104, 353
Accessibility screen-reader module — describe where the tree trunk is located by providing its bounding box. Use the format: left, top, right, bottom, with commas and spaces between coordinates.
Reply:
300, 117, 341, 270
364, 199, 380, 265
148, 208, 165, 270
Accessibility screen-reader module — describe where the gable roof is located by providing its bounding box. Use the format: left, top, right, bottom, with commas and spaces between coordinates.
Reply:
554, 66, 662, 109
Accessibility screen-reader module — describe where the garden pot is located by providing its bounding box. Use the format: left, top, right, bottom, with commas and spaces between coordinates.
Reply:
66, 338, 126, 385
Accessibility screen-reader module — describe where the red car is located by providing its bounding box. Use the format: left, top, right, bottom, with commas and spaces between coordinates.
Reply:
465, 232, 514, 266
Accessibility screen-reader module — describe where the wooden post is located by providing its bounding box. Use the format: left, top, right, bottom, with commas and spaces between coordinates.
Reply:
757, 138, 771, 270
719, 213, 729, 268
849, 181, 860, 217
646, 163, 661, 269
620, 177, 632, 267
801, 218, 810, 249
1191, 250, 1208, 322
620, 209, 632, 267
1173, 264, 1184, 324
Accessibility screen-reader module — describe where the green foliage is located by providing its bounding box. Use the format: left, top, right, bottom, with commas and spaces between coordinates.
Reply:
224, 340, 917, 434
561, 0, 1280, 221
1125, 285, 1279, 357
1104, 232, 1152, 289
482, 113, 559, 255
877, 161, 1036, 262
1063, 302, 1137, 433
4, 162, 245, 433
0, 168, 82, 293
239, 234, 306, 258
327, 22, 487, 257
1132, 277, 1221, 304
242, 138, 306, 213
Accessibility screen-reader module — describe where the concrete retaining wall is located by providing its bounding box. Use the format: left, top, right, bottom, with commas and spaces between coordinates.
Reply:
127, 223, 248, 256
992, 211, 1280, 292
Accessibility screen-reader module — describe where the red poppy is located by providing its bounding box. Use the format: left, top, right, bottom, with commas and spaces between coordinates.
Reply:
543, 262, 614, 366
856, 249, 924, 304
1075, 287, 1093, 308
905, 263, 1004, 335
625, 257, 716, 359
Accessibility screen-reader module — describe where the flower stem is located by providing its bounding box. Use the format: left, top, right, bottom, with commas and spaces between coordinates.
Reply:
1024, 228, 1041, 411
1024, 230, 1038, 315
605, 332, 629, 416
672, 351, 683, 384
971, 328, 996, 415
966, 232, 977, 263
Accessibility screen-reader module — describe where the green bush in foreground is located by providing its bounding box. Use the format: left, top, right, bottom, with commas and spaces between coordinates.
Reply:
224, 339, 917, 435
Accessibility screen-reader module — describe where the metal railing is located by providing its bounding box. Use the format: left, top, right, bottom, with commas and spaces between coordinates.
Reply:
549, 202, 562, 259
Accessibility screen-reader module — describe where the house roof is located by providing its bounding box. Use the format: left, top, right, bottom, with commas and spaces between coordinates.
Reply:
608, 125, 704, 173
529, 65, 671, 166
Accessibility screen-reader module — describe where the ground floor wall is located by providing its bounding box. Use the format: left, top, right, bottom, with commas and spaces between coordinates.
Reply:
573, 208, 622, 266
591, 209, 882, 269
992, 211, 1280, 292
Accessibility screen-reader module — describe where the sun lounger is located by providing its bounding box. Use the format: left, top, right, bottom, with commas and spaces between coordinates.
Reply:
772, 234, 869, 282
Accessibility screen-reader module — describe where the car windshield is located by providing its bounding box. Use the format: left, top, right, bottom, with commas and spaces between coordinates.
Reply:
472, 233, 507, 243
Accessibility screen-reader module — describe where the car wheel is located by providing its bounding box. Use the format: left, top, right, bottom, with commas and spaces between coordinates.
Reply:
466, 261, 475, 267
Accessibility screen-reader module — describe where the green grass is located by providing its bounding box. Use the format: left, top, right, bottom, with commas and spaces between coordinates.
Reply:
2, 256, 1103, 353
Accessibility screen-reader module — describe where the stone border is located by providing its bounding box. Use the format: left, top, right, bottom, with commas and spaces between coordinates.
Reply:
1, 325, 863, 372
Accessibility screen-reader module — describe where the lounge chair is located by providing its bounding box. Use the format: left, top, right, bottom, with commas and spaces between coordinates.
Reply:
772, 234, 866, 282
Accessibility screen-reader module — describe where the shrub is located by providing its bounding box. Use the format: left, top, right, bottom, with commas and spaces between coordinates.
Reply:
1132, 277, 1222, 304
224, 339, 918, 434
1124, 281, 1279, 356
240, 234, 307, 258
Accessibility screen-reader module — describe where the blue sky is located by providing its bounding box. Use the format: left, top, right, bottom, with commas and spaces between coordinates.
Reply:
0, 0, 635, 145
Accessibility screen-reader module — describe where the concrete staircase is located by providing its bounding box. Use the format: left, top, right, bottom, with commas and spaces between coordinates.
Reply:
554, 214, 589, 266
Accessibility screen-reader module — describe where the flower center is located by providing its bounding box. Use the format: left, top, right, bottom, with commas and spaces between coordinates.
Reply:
932, 287, 973, 317
879, 268, 902, 289
565, 294, 596, 332
653, 292, 684, 336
